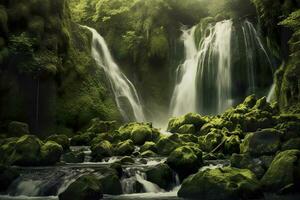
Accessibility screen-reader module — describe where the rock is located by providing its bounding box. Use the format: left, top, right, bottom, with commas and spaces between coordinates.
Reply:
62, 151, 85, 163
87, 118, 117, 133
0, 137, 18, 164
178, 167, 262, 200
178, 134, 198, 143
10, 135, 42, 166
156, 136, 180, 156
115, 140, 135, 156
98, 173, 122, 195
199, 118, 234, 136
261, 150, 300, 193
58, 174, 103, 200
199, 128, 224, 152
240, 128, 281, 156
140, 150, 157, 157
46, 134, 70, 151
40, 141, 63, 165
131, 124, 153, 145
167, 113, 207, 133
70, 132, 97, 146
120, 156, 135, 164
145, 163, 174, 190
177, 124, 196, 134
230, 154, 266, 179
281, 138, 300, 150
166, 146, 202, 181
90, 133, 115, 146
8, 121, 30, 136
224, 135, 240, 154
91, 140, 113, 161
140, 141, 157, 153
0, 165, 19, 192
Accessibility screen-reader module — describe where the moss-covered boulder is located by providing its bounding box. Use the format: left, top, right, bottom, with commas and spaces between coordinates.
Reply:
178, 167, 262, 200
40, 141, 63, 165
167, 113, 207, 134
120, 156, 135, 164
98, 172, 122, 195
156, 136, 181, 156
58, 174, 103, 200
10, 135, 43, 166
140, 150, 157, 158
261, 150, 300, 193
8, 121, 30, 136
199, 117, 234, 136
70, 132, 97, 146
166, 146, 202, 181
145, 163, 174, 190
0, 165, 19, 192
62, 150, 85, 163
0, 137, 18, 164
224, 135, 241, 154
91, 140, 113, 161
199, 128, 224, 152
115, 140, 135, 156
46, 134, 70, 151
178, 134, 198, 143
140, 141, 157, 153
240, 129, 281, 156
281, 138, 300, 151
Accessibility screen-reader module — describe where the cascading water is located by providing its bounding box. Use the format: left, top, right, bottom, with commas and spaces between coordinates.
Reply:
170, 20, 233, 117
83, 26, 145, 122
170, 19, 274, 117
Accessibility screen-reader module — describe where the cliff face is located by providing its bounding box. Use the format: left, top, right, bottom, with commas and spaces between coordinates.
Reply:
0, 0, 121, 137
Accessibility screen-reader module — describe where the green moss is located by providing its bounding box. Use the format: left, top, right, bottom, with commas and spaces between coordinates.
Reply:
40, 141, 63, 165
91, 140, 113, 161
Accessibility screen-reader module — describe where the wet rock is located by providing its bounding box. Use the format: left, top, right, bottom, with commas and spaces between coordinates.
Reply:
156, 136, 180, 156
240, 128, 281, 156
145, 163, 174, 190
261, 150, 300, 193
91, 140, 113, 161
199, 128, 224, 152
140, 141, 157, 153
178, 167, 262, 200
58, 174, 103, 200
115, 139, 135, 156
281, 138, 300, 150
8, 121, 30, 136
120, 156, 134, 164
140, 150, 157, 158
98, 173, 122, 195
0, 165, 19, 192
87, 118, 117, 133
62, 151, 85, 163
166, 146, 202, 181
167, 113, 207, 134
46, 134, 70, 151
40, 141, 63, 165
70, 132, 97, 146
224, 135, 240, 154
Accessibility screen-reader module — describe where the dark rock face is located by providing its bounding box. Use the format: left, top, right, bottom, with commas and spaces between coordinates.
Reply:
8, 121, 30, 136
0, 165, 19, 192
145, 163, 174, 190
178, 167, 262, 200
58, 174, 103, 200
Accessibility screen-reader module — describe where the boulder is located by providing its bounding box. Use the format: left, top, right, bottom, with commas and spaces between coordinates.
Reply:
10, 135, 43, 166
70, 132, 96, 146
98, 173, 122, 195
131, 124, 153, 145
40, 141, 63, 165
261, 150, 300, 193
0, 165, 19, 192
140, 141, 157, 153
87, 118, 117, 133
62, 151, 85, 163
224, 135, 240, 154
140, 150, 157, 158
240, 129, 281, 156
8, 121, 30, 136
58, 174, 103, 200
46, 134, 70, 151
177, 124, 196, 134
120, 156, 135, 164
115, 140, 135, 156
91, 140, 113, 161
199, 128, 224, 152
166, 146, 202, 181
145, 163, 174, 190
167, 113, 207, 133
156, 136, 180, 156
178, 167, 262, 200
281, 138, 300, 150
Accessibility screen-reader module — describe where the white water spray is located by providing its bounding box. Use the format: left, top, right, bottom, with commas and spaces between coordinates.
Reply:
83, 26, 145, 122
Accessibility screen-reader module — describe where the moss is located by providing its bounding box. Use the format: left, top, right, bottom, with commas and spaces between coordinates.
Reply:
156, 136, 180, 156
91, 140, 113, 161
46, 134, 70, 151
140, 141, 157, 153
40, 141, 63, 165
115, 139, 134, 156
140, 150, 157, 158
62, 150, 85, 163
145, 163, 173, 190
168, 113, 207, 134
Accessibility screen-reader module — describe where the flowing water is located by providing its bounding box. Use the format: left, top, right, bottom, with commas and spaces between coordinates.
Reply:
170, 20, 234, 116
170, 19, 274, 117
83, 26, 145, 122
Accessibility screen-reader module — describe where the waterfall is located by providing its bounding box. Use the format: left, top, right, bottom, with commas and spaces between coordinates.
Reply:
242, 20, 273, 94
170, 20, 233, 117
83, 26, 145, 122
267, 83, 276, 102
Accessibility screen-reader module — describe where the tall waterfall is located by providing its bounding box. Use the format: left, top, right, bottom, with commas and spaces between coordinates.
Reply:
83, 26, 145, 122
170, 20, 233, 117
